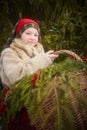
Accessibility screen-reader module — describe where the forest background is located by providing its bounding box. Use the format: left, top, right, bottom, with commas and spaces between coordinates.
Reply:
0, 0, 87, 57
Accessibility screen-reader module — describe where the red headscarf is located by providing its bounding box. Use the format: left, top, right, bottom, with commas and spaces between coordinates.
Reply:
15, 18, 39, 36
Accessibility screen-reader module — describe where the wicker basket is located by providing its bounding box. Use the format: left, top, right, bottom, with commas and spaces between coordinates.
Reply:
30, 50, 87, 130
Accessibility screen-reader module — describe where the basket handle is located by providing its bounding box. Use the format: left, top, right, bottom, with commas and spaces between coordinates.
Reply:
54, 50, 82, 61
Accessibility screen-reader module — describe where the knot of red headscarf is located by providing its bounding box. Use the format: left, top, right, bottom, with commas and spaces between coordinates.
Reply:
15, 18, 39, 36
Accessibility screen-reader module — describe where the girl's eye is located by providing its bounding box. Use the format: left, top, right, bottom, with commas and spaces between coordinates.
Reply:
35, 34, 39, 37
26, 32, 31, 35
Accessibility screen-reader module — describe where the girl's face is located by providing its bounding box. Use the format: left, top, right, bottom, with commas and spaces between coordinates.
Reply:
20, 27, 39, 47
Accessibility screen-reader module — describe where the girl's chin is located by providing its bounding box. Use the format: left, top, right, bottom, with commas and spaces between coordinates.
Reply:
28, 43, 37, 47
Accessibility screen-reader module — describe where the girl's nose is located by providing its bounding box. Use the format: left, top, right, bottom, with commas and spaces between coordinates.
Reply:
30, 34, 35, 39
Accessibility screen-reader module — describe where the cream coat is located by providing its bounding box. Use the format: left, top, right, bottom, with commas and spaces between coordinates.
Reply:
0, 38, 52, 87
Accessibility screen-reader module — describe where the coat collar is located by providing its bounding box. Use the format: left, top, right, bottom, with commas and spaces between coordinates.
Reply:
10, 38, 44, 57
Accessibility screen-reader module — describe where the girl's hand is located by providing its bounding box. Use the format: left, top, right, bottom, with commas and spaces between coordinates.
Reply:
46, 50, 59, 61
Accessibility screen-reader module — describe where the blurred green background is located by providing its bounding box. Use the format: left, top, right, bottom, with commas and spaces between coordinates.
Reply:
0, 0, 87, 56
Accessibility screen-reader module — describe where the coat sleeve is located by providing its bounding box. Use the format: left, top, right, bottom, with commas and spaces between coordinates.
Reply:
1, 49, 52, 84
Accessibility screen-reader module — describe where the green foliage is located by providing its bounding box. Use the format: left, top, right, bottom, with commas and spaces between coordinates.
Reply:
41, 9, 87, 56
1, 59, 87, 130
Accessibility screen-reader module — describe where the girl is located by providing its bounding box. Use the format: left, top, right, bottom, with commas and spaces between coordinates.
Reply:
0, 18, 58, 87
